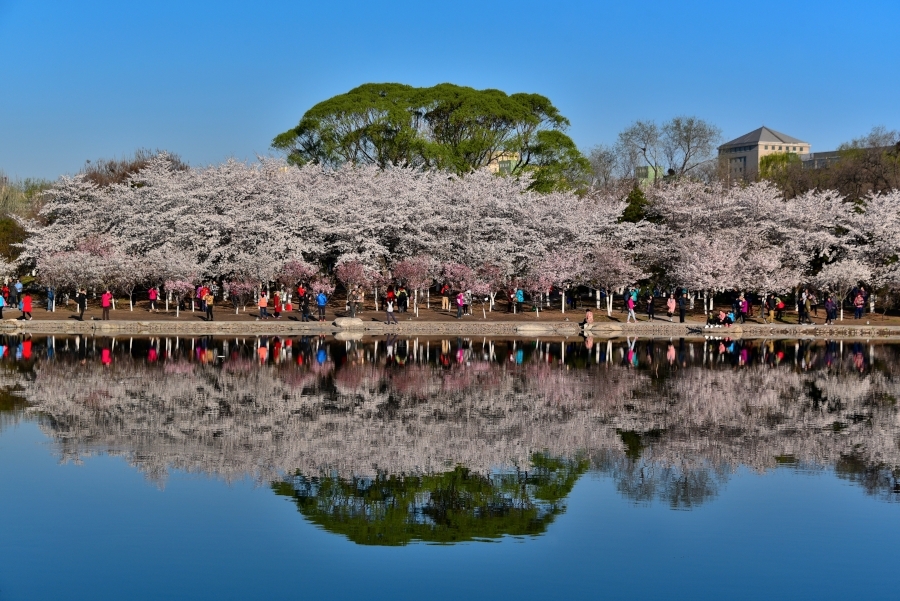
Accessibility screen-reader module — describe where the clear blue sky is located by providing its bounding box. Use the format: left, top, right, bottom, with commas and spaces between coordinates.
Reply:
1, 0, 898, 180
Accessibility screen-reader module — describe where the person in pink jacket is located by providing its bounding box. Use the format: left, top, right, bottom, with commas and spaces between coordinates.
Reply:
666, 294, 677, 322
101, 289, 113, 320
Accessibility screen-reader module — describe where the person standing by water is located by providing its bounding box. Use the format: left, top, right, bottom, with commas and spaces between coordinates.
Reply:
316, 290, 328, 321
385, 299, 398, 324
440, 283, 450, 311
824, 294, 837, 325
0, 293, 5, 319
258, 292, 270, 319
204, 290, 214, 321
100, 289, 112, 320
300, 292, 310, 322
76, 288, 87, 321
666, 294, 676, 322
582, 308, 594, 331
456, 291, 465, 319
677, 294, 687, 323
646, 291, 655, 321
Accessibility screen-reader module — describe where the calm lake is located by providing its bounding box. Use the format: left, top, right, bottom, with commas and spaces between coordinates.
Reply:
1, 334, 898, 600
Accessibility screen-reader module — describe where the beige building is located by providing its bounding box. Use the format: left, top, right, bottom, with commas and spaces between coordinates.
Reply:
718, 126, 810, 178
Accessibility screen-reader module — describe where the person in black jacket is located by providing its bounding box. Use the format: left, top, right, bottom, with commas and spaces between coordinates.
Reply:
76, 289, 87, 321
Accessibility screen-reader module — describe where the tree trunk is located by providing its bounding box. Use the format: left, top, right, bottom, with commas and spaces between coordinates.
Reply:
606, 292, 613, 317
561, 290, 565, 314
489, 292, 495, 311
595, 289, 600, 309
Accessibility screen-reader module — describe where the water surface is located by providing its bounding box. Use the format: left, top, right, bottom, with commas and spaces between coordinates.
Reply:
0, 335, 897, 600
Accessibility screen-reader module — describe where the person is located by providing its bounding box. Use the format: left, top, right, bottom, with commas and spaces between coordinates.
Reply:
46, 286, 55, 311
463, 290, 472, 316
148, 286, 158, 312
21, 292, 32, 320
385, 299, 398, 324
349, 287, 359, 317
76, 288, 87, 321
677, 294, 687, 323
0, 293, 5, 319
12, 279, 22, 306
666, 294, 676, 322
1, 283, 7, 303
853, 291, 865, 319
507, 289, 516, 313
798, 290, 809, 324
803, 292, 812, 325
441, 283, 450, 311
774, 295, 785, 321
316, 290, 327, 321
273, 290, 282, 319
100, 289, 112, 320
204, 290, 214, 321
824, 294, 837, 324
766, 294, 776, 324
456, 291, 465, 319
300, 292, 310, 322
738, 294, 748, 324
582, 308, 594, 331
809, 291, 819, 317
626, 293, 637, 323
646, 292, 655, 321
397, 286, 408, 313
515, 288, 524, 313
258, 292, 270, 319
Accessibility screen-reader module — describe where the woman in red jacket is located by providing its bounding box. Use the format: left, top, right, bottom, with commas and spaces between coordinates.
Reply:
21, 293, 32, 320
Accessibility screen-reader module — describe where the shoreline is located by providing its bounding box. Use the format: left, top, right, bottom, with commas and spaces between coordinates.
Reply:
3, 317, 900, 340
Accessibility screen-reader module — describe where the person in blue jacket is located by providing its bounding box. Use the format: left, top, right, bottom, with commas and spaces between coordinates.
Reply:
316, 291, 328, 321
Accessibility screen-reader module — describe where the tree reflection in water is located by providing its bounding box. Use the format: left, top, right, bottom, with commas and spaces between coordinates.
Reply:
0, 334, 898, 540
273, 454, 589, 545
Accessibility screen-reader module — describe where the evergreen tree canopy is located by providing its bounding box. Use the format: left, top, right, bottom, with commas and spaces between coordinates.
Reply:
272, 82, 589, 192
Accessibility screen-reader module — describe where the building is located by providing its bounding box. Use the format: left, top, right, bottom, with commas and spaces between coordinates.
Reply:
635, 165, 666, 186
718, 126, 810, 178
486, 152, 519, 175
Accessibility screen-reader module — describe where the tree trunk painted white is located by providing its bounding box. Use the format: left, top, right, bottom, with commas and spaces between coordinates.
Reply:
561, 290, 565, 314
482, 305, 486, 319
426, 289, 430, 309
111, 298, 116, 310
606, 293, 613, 317
870, 294, 875, 314
689, 292, 695, 310
176, 303, 180, 317
166, 292, 170, 313
129, 293, 133, 311
489, 292, 495, 311
373, 288, 378, 311
595, 289, 601, 309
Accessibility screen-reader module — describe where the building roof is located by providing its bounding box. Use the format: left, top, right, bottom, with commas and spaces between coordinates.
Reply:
719, 126, 807, 148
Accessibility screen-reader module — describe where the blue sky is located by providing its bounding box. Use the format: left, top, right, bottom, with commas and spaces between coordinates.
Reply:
1, 0, 898, 180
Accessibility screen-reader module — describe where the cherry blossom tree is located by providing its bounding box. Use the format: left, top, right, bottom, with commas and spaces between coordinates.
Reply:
814, 260, 871, 321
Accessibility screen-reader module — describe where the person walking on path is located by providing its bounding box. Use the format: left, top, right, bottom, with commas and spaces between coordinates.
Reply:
316, 291, 327, 321
385, 299, 398, 324
204, 291, 214, 321
76, 289, 87, 321
666, 294, 676, 322
456, 291, 465, 319
677, 294, 687, 323
626, 294, 637, 323
646, 292, 655, 321
101, 289, 112, 320
148, 286, 158, 312
21, 292, 32, 320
